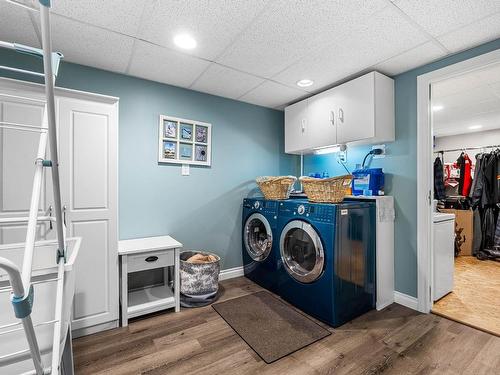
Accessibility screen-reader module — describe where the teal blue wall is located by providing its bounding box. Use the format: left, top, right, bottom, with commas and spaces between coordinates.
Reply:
0, 50, 298, 270
305, 38, 500, 297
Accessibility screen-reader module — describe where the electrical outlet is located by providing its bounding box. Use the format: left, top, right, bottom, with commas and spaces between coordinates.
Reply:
372, 144, 386, 159
181, 164, 190, 176
337, 150, 347, 162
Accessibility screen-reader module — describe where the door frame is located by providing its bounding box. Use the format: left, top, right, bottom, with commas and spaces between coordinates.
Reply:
416, 48, 500, 313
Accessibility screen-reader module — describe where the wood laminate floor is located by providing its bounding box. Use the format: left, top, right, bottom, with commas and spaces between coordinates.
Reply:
74, 277, 500, 375
432, 256, 500, 337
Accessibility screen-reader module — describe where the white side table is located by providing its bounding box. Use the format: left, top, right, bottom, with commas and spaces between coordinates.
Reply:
118, 235, 182, 326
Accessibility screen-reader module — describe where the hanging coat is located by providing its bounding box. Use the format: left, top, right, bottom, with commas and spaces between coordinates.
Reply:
433, 157, 446, 200
461, 153, 473, 196
456, 153, 465, 195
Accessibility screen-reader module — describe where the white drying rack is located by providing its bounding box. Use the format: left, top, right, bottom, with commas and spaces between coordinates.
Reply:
0, 1, 80, 374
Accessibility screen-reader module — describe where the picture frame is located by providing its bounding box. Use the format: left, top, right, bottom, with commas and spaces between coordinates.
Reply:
164, 120, 177, 139
180, 123, 193, 141
158, 115, 212, 166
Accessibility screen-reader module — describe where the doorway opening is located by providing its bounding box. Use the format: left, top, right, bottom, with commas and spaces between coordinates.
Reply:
417, 50, 500, 336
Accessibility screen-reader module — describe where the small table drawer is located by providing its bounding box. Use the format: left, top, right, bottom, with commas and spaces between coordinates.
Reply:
128, 250, 174, 273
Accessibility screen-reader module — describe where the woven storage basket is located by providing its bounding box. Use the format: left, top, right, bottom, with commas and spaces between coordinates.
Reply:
300, 175, 353, 203
256, 176, 297, 200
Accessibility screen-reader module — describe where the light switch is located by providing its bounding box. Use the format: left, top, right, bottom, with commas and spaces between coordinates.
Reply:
181, 164, 190, 176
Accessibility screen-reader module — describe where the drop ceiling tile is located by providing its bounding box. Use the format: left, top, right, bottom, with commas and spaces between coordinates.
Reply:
0, 2, 39, 47
217, 0, 388, 78
392, 0, 500, 37
139, 0, 270, 61
433, 87, 495, 109
239, 80, 307, 108
128, 40, 210, 88
51, 0, 147, 36
273, 5, 428, 90
437, 12, 500, 53
41, 16, 135, 73
374, 42, 446, 76
190, 64, 264, 99
432, 63, 500, 98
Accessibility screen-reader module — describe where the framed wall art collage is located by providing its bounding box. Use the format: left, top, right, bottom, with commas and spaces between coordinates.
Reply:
158, 115, 212, 166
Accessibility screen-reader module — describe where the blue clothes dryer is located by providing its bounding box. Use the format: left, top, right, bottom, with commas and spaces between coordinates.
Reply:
242, 198, 279, 292
276, 199, 376, 327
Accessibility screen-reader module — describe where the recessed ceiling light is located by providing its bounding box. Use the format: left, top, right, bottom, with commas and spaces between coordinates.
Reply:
297, 79, 314, 88
468, 124, 483, 130
173, 34, 197, 50
432, 105, 444, 112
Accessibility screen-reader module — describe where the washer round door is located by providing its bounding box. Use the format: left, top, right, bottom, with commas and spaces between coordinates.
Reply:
280, 220, 324, 283
244, 213, 273, 262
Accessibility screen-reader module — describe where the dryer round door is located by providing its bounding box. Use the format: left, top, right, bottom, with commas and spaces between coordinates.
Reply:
280, 220, 324, 283
244, 213, 273, 262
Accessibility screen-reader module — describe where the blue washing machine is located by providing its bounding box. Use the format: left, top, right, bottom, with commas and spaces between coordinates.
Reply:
242, 198, 279, 292
276, 199, 376, 327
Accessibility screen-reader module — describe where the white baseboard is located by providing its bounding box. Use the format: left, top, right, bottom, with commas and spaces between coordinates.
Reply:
394, 291, 418, 311
219, 266, 244, 281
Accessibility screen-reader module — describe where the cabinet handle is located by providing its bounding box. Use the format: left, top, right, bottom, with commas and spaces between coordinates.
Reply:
330, 110, 335, 126
145, 256, 159, 263
338, 108, 344, 124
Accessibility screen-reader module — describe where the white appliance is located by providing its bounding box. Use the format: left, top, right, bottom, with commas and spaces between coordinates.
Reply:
433, 212, 455, 301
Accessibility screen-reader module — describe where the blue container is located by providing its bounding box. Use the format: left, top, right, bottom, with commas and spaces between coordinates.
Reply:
352, 168, 384, 196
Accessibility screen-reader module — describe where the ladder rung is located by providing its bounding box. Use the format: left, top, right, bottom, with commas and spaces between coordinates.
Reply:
0, 65, 45, 78
0, 216, 55, 225
0, 121, 47, 133
3, 0, 39, 12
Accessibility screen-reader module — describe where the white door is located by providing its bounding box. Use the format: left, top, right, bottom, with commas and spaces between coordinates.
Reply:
336, 73, 376, 144
284, 99, 308, 154
58, 97, 118, 332
307, 89, 338, 149
0, 93, 53, 244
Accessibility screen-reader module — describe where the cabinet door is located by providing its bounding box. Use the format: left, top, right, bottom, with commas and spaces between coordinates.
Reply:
336, 73, 375, 144
284, 99, 308, 154
307, 89, 337, 149
58, 97, 118, 332
0, 92, 54, 244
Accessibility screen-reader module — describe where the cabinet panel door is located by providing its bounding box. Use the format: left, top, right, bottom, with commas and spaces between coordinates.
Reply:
58, 97, 118, 331
307, 89, 337, 149
336, 73, 375, 144
284, 100, 308, 153
0, 94, 53, 244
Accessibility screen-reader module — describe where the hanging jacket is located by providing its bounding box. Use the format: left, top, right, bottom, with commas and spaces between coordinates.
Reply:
461, 153, 473, 196
433, 157, 446, 200
456, 153, 465, 195
469, 153, 483, 203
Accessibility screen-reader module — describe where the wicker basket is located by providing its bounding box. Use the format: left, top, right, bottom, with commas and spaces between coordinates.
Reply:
300, 175, 353, 203
256, 176, 297, 200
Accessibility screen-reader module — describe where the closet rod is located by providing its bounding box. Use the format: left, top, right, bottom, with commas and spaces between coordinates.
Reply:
433, 144, 500, 154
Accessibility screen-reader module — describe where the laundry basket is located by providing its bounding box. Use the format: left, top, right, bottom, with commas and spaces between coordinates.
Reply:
300, 175, 353, 203
256, 176, 297, 200
180, 251, 220, 297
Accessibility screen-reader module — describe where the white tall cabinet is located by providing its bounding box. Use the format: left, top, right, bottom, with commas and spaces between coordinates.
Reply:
0, 78, 119, 337
285, 71, 395, 154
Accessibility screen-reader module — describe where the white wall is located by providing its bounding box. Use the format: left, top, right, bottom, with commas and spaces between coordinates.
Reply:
434, 128, 500, 163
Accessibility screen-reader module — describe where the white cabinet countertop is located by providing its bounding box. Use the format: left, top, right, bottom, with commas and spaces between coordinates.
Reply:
118, 235, 183, 255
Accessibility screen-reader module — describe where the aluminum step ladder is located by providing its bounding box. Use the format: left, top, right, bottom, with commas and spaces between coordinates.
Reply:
0, 1, 71, 374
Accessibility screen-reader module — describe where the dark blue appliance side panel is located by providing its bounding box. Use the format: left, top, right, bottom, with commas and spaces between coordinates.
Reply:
333, 203, 376, 325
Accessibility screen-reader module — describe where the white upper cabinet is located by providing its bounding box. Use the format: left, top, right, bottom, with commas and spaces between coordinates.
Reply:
284, 99, 308, 154
307, 89, 338, 149
284, 71, 394, 154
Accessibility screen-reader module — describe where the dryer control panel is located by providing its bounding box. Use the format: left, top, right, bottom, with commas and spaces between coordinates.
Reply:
279, 200, 336, 223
